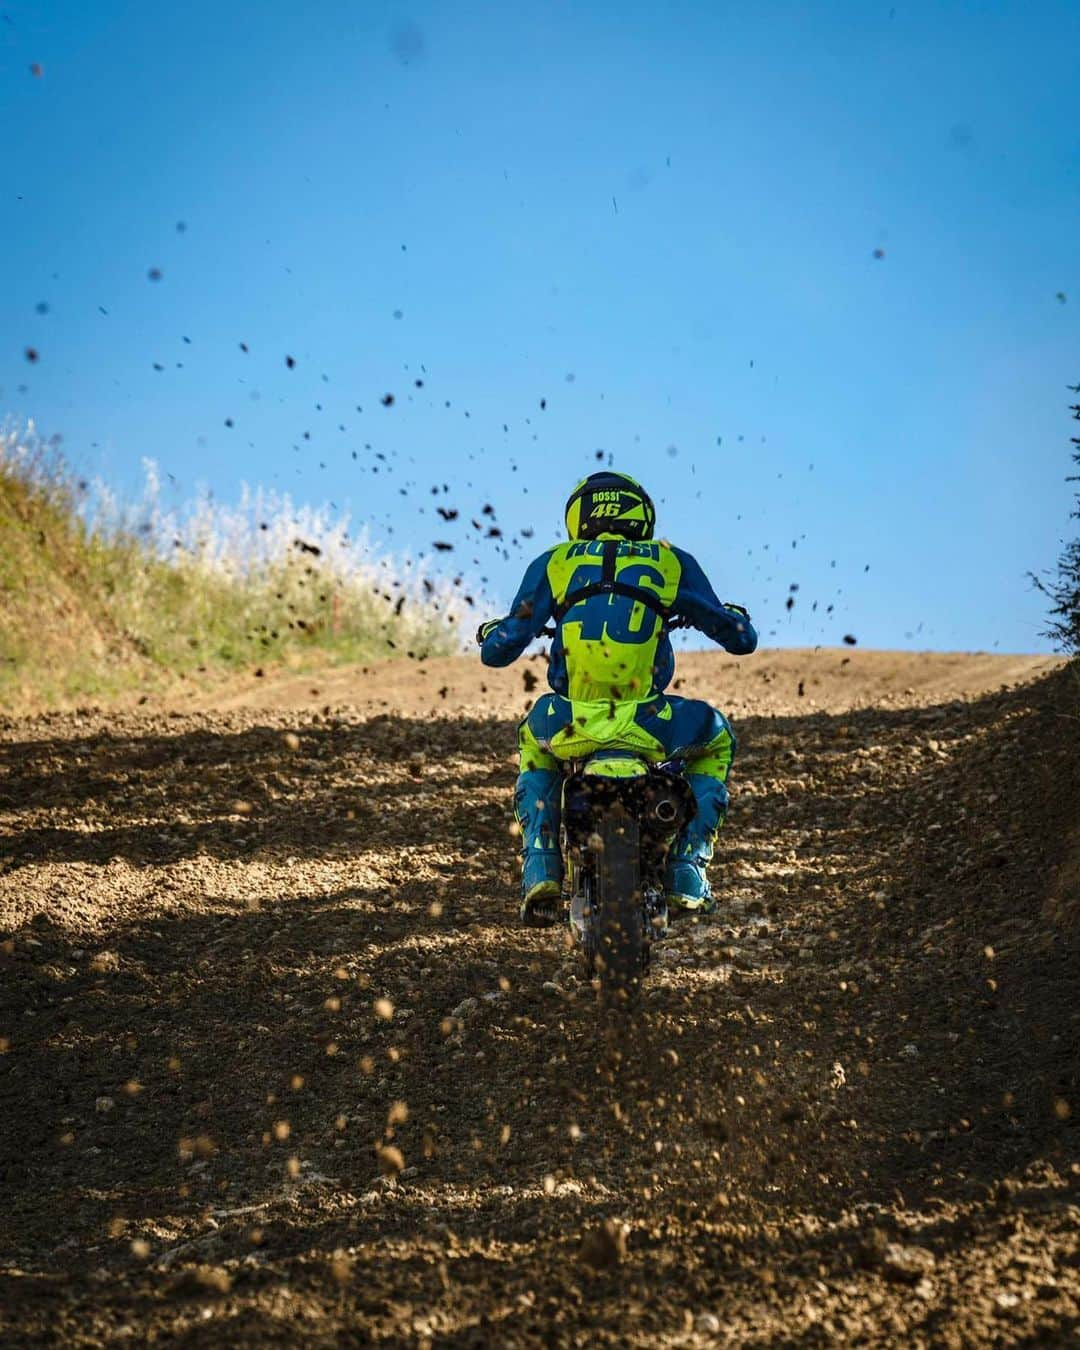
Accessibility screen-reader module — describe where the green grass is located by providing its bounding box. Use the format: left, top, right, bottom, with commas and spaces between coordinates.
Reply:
0, 425, 464, 708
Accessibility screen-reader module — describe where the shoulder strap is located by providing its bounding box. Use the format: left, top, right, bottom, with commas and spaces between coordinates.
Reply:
600, 537, 618, 586
552, 539, 671, 625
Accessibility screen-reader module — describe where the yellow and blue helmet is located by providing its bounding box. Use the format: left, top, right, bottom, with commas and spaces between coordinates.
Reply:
564, 471, 656, 542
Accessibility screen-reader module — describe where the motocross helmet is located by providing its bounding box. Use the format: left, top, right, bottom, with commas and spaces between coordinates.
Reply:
564, 471, 656, 542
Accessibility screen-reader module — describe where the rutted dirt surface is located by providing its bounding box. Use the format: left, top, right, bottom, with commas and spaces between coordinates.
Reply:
0, 649, 1077, 1346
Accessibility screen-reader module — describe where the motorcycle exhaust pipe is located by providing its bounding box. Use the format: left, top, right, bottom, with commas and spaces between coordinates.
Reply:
653, 796, 680, 825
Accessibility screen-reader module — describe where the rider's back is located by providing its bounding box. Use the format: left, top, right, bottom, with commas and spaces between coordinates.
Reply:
545, 536, 685, 702
481, 533, 756, 704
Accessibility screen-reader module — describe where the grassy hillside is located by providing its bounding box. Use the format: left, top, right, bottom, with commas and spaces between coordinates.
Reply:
0, 425, 464, 708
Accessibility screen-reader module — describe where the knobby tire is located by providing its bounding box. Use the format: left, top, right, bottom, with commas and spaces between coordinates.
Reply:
593, 804, 643, 1010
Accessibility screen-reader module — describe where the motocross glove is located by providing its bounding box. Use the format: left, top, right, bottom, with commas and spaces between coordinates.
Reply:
475, 619, 501, 647
723, 603, 751, 622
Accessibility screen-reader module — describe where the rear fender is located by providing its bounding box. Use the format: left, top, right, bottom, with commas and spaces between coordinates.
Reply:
563, 756, 693, 847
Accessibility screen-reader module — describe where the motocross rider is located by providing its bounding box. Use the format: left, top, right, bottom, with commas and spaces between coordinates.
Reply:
477, 471, 758, 924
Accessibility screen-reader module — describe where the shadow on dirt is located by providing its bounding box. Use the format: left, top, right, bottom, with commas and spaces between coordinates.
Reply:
1, 715, 510, 869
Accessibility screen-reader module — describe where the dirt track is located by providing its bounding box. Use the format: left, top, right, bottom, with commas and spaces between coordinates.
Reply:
1, 649, 1077, 1346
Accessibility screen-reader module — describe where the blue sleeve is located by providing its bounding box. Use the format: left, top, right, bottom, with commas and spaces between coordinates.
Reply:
671, 547, 758, 655
480, 550, 556, 667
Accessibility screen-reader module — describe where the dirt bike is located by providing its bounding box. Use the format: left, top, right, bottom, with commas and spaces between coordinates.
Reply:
560, 752, 695, 1006
531, 613, 696, 1006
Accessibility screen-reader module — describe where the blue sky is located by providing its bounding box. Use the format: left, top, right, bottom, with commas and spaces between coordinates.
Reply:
2, 0, 1078, 652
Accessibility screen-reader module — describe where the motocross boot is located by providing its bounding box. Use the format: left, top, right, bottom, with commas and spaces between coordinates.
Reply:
665, 775, 729, 916
513, 768, 563, 927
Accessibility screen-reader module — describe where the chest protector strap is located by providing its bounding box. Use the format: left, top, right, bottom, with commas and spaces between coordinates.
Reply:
551, 539, 671, 625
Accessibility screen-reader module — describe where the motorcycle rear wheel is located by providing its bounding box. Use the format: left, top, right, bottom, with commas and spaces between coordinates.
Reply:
592, 804, 644, 1009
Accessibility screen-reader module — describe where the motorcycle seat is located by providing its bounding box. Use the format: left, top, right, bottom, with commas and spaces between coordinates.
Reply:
582, 751, 649, 779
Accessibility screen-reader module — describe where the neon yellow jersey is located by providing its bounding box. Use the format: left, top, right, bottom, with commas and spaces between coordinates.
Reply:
480, 533, 757, 701
541, 537, 680, 700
